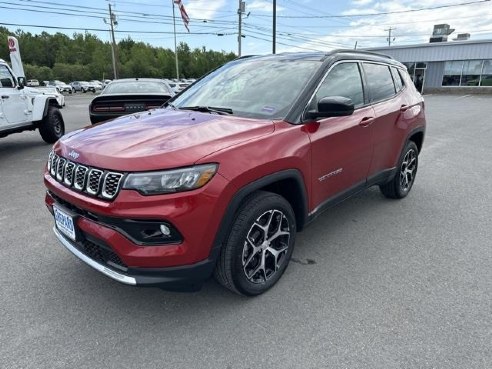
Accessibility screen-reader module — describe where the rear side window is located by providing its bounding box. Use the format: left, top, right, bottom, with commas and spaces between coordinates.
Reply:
363, 63, 396, 102
312, 62, 364, 109
391, 67, 404, 92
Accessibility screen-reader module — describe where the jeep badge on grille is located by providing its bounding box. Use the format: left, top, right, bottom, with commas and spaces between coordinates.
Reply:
68, 150, 80, 160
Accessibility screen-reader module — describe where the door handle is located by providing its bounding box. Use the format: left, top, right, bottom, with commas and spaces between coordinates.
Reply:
359, 117, 375, 127
1, 95, 9, 99
400, 104, 410, 112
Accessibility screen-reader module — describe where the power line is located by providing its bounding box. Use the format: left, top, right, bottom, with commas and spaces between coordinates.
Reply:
253, 0, 490, 18
0, 21, 236, 36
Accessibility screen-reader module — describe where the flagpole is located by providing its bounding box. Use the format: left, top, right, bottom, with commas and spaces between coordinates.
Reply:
172, 0, 179, 79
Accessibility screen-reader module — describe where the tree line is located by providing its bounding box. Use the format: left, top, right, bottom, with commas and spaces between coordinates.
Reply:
0, 27, 237, 82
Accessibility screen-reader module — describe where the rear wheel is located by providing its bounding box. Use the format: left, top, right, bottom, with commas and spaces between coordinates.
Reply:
39, 106, 65, 143
380, 141, 419, 199
214, 191, 296, 296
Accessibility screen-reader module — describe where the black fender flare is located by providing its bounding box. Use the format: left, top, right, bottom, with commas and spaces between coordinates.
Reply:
209, 169, 309, 262
42, 97, 61, 118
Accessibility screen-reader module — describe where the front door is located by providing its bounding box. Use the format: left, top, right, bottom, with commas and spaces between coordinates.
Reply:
0, 64, 27, 125
307, 62, 374, 210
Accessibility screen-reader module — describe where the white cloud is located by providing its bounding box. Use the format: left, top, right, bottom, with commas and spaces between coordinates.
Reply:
248, 0, 284, 13
276, 0, 492, 53
352, 0, 373, 6
184, 0, 227, 20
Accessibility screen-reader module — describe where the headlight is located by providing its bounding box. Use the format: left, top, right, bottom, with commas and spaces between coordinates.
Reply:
122, 164, 218, 195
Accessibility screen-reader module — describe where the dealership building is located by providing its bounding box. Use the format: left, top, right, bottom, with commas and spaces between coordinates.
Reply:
365, 33, 492, 94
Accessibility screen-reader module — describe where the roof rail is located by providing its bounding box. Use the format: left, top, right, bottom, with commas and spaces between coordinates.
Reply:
330, 49, 393, 59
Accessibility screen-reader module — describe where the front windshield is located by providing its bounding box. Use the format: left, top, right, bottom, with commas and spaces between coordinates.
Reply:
172, 57, 320, 119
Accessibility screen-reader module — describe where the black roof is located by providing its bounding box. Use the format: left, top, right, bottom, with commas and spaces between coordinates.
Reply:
239, 50, 403, 67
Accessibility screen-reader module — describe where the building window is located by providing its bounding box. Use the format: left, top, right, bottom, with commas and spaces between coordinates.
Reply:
442, 61, 463, 86
461, 60, 483, 86
481, 60, 492, 86
442, 59, 492, 87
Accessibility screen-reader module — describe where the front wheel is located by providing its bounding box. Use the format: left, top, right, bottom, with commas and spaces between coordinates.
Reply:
39, 106, 65, 143
380, 141, 419, 199
214, 191, 296, 296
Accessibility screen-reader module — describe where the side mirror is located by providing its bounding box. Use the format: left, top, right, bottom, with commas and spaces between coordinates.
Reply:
306, 96, 355, 119
17, 77, 26, 89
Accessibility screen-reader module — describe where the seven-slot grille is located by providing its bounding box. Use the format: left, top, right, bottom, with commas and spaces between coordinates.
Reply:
48, 151, 124, 200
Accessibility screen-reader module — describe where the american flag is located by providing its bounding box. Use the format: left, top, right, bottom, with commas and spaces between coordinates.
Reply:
173, 0, 190, 32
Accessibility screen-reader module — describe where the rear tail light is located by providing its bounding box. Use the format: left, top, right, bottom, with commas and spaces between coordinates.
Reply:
92, 105, 125, 112
109, 106, 125, 112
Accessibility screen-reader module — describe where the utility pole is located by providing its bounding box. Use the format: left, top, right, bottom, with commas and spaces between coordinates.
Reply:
238, 1, 245, 56
273, 0, 276, 54
385, 27, 395, 47
107, 4, 118, 79
172, 0, 179, 79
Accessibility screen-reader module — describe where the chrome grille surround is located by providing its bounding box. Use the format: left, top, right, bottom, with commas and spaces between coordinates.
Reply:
86, 169, 103, 195
64, 162, 76, 186
74, 165, 88, 190
101, 172, 124, 200
47, 151, 124, 200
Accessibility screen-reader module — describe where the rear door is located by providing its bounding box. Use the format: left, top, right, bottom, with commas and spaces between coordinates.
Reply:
0, 64, 27, 125
307, 61, 375, 209
362, 63, 410, 177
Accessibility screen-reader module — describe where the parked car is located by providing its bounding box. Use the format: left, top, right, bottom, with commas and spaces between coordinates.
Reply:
0, 59, 65, 142
88, 78, 174, 124
89, 80, 103, 91
48, 80, 72, 94
70, 81, 95, 93
44, 51, 425, 295
26, 79, 39, 87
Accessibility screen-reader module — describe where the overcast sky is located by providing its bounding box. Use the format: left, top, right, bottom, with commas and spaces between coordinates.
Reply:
1, 0, 492, 54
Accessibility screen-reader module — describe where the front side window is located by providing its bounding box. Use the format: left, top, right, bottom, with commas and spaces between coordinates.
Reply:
311, 62, 364, 110
363, 63, 396, 102
0, 65, 15, 88
172, 58, 321, 119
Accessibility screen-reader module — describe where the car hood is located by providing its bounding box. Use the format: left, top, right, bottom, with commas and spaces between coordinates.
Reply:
55, 108, 275, 171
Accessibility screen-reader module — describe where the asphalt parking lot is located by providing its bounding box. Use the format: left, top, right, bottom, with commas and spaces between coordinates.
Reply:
1, 93, 491, 369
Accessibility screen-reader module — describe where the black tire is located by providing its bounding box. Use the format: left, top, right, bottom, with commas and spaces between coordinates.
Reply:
214, 191, 296, 296
380, 141, 419, 199
39, 106, 65, 144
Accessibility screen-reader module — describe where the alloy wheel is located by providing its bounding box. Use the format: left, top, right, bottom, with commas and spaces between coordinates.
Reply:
400, 148, 417, 191
242, 209, 290, 284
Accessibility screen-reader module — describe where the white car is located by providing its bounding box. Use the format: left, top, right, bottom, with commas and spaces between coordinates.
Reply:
0, 59, 65, 143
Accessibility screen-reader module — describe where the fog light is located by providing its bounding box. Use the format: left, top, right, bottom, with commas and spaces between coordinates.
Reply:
160, 224, 171, 236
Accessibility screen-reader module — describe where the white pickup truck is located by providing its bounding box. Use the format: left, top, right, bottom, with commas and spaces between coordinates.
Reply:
0, 58, 65, 143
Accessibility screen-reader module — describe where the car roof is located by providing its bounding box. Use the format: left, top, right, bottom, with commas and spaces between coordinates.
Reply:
239, 50, 403, 68
109, 78, 169, 83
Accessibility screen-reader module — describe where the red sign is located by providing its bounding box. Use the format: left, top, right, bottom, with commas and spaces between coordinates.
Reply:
8, 38, 16, 52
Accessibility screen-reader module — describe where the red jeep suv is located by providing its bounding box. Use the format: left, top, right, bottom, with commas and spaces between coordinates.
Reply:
44, 51, 425, 296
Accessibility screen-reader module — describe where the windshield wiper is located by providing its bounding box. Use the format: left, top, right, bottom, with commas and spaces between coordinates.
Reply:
179, 106, 233, 115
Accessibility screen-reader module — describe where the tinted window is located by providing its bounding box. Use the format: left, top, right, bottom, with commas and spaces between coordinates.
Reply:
390, 67, 404, 92
312, 62, 364, 108
0, 65, 15, 88
104, 81, 172, 94
363, 63, 396, 102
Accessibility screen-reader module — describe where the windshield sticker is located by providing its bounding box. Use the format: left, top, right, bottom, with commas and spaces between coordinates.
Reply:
261, 106, 276, 114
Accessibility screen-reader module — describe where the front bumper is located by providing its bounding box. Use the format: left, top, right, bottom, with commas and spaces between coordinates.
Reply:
54, 226, 216, 291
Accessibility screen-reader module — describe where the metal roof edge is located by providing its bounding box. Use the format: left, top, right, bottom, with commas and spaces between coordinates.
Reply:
363, 38, 492, 51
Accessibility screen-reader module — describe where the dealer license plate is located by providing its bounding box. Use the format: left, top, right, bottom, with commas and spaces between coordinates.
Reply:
53, 206, 76, 241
